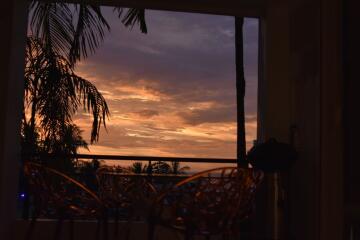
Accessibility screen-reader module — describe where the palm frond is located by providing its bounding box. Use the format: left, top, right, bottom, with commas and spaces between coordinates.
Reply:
69, 4, 110, 64
129, 162, 148, 173
30, 2, 111, 65
29, 1, 74, 58
115, 7, 147, 33
25, 37, 109, 144
71, 75, 110, 143
170, 161, 190, 174
152, 161, 171, 174
61, 124, 89, 153
30, 2, 147, 65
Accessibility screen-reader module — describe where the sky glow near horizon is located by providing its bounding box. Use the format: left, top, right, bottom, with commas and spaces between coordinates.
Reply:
61, 8, 258, 169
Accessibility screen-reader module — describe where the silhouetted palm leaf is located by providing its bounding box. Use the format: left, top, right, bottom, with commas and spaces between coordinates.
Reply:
129, 162, 148, 174
69, 4, 110, 64
30, 1, 148, 65
115, 7, 148, 33
170, 161, 190, 175
150, 161, 190, 175
29, 1, 74, 58
43, 124, 88, 155
152, 161, 170, 174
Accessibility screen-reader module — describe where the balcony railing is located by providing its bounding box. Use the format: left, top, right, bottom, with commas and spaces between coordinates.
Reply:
73, 153, 237, 163
19, 153, 239, 217
19, 156, 261, 240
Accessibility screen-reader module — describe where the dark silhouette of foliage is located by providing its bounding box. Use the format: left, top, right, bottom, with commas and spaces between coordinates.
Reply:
128, 161, 190, 175
22, 37, 109, 172
151, 161, 171, 174
23, 2, 149, 168
77, 159, 102, 190
169, 161, 190, 175
114, 7, 147, 33
24, 37, 109, 144
129, 161, 149, 174
29, 1, 148, 65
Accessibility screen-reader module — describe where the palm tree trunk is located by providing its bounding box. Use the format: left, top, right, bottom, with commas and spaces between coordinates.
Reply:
235, 17, 247, 167
29, 78, 39, 141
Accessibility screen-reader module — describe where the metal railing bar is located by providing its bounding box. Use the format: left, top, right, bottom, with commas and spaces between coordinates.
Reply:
23, 153, 238, 164
73, 154, 238, 164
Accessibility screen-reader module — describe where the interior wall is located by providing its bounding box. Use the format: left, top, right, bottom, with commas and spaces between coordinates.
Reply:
262, 0, 344, 239
0, 0, 28, 238
287, 0, 343, 239
288, 1, 321, 239
344, 0, 360, 238
319, 0, 344, 239
343, 0, 359, 206
0, 2, 16, 237
256, 0, 291, 239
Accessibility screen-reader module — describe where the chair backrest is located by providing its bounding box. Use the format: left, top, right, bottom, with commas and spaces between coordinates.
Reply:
24, 162, 102, 219
154, 167, 263, 235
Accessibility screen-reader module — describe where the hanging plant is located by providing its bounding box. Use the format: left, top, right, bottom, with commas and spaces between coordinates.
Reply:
247, 138, 297, 173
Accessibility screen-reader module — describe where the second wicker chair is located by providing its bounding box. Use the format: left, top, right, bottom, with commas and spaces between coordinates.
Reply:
147, 167, 263, 240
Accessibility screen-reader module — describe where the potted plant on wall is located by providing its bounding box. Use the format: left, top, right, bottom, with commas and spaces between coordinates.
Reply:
247, 138, 297, 173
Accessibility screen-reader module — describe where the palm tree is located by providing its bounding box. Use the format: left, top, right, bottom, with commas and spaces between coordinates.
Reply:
29, 1, 147, 65
151, 161, 190, 175
24, 37, 110, 142
77, 159, 102, 190
24, 1, 148, 161
42, 124, 88, 155
129, 162, 149, 174
235, 17, 247, 167
21, 2, 148, 218
151, 161, 171, 174
169, 161, 190, 175
22, 37, 109, 170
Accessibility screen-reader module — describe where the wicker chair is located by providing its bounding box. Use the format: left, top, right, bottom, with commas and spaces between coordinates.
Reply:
96, 167, 157, 239
147, 167, 263, 240
23, 162, 106, 240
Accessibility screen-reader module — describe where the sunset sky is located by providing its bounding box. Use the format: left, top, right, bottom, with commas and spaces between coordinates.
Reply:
71, 8, 258, 166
